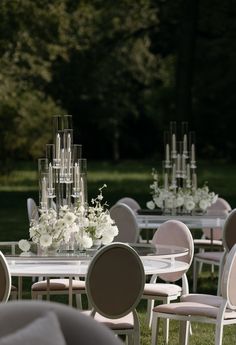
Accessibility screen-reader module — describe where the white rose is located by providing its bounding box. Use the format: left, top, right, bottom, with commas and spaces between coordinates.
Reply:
146, 201, 155, 210
40, 234, 52, 247
185, 199, 195, 211
18, 239, 31, 252
176, 196, 184, 207
101, 234, 114, 245
153, 197, 163, 208
199, 199, 209, 211
63, 212, 76, 225
79, 235, 93, 249
165, 198, 173, 209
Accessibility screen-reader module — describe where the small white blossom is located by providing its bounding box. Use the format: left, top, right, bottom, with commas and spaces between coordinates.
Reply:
146, 200, 155, 210
63, 212, 76, 225
40, 234, 53, 248
199, 199, 209, 211
185, 199, 195, 211
18, 239, 31, 252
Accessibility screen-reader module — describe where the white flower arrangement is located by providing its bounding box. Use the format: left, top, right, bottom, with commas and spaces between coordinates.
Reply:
75, 185, 119, 249
19, 185, 119, 252
146, 169, 218, 213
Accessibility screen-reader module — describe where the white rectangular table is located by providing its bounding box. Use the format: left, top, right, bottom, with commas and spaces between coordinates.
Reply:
136, 213, 226, 230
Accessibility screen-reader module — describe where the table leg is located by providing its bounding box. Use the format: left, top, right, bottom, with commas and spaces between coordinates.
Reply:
69, 277, 72, 306
46, 277, 50, 301
18, 276, 22, 299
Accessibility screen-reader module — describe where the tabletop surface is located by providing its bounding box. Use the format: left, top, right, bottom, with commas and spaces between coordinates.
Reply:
2, 241, 189, 277
136, 209, 227, 229
7, 256, 189, 277
2, 242, 188, 260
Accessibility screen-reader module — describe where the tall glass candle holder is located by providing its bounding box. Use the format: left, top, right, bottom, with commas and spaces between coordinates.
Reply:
79, 158, 88, 208
72, 144, 82, 163
170, 121, 177, 159
181, 121, 189, 158
38, 158, 49, 210
63, 114, 73, 130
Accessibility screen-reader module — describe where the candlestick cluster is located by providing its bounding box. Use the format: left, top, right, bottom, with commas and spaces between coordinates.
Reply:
38, 115, 87, 212
163, 121, 197, 191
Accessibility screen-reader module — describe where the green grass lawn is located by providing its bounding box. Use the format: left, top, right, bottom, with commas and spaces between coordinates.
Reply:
1, 159, 236, 344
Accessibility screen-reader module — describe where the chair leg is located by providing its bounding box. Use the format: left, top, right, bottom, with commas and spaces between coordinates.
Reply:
198, 248, 204, 274
179, 320, 190, 345
193, 259, 198, 292
133, 330, 140, 345
163, 318, 170, 344
147, 299, 155, 328
75, 293, 83, 309
215, 323, 224, 345
127, 334, 133, 345
151, 313, 159, 345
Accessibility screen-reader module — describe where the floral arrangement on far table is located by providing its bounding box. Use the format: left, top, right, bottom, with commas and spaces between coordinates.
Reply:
19, 185, 119, 253
146, 169, 218, 214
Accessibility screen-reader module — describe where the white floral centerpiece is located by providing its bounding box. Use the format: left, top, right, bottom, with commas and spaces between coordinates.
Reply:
146, 169, 218, 214
74, 185, 119, 250
19, 185, 119, 253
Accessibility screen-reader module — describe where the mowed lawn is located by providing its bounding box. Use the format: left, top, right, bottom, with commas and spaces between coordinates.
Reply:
0, 159, 236, 344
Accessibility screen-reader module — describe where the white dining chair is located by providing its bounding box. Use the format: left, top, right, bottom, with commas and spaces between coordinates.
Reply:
116, 197, 141, 212
194, 197, 231, 250
31, 276, 87, 309
151, 243, 236, 345
193, 197, 231, 277
110, 203, 140, 243
0, 250, 17, 301
142, 220, 194, 343
0, 300, 123, 345
193, 208, 236, 294
83, 242, 145, 345
0, 251, 11, 302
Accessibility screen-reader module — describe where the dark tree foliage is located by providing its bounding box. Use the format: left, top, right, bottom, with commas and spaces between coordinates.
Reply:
0, 0, 235, 168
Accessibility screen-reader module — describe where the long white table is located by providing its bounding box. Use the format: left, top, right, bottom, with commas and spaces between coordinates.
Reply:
136, 213, 227, 230
5, 243, 189, 306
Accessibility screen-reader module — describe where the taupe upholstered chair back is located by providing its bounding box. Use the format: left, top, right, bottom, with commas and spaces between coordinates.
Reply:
221, 244, 236, 310
86, 242, 145, 319
27, 198, 39, 223
152, 220, 194, 282
223, 208, 236, 252
117, 197, 141, 212
203, 197, 231, 241
0, 300, 123, 345
0, 251, 11, 302
110, 203, 139, 243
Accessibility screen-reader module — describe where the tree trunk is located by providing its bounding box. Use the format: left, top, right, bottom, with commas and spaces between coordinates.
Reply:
175, 0, 198, 123
112, 126, 120, 162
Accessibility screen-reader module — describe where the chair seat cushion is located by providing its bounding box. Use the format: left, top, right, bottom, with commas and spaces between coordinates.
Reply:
180, 294, 223, 307
31, 279, 86, 291
194, 251, 224, 262
143, 283, 182, 297
153, 301, 236, 319
82, 311, 134, 330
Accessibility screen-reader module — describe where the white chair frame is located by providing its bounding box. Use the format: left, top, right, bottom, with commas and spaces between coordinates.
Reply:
0, 251, 12, 302
142, 220, 194, 343
151, 244, 236, 345
193, 208, 236, 295
85, 242, 145, 345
